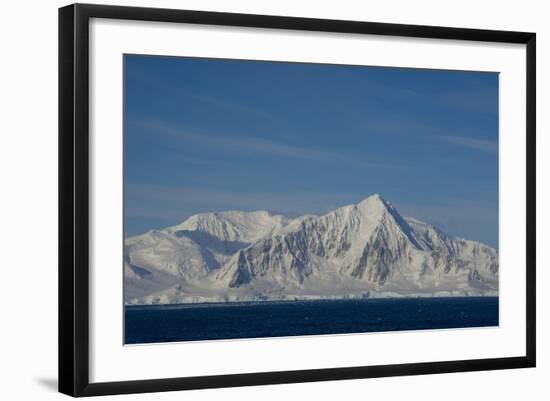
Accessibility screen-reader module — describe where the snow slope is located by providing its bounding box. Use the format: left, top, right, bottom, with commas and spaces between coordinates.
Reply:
124, 194, 498, 304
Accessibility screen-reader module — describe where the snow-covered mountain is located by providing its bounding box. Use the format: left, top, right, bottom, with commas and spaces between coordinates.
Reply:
124, 194, 498, 304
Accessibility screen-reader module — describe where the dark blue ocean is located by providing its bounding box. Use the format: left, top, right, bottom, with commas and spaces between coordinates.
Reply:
124, 297, 498, 344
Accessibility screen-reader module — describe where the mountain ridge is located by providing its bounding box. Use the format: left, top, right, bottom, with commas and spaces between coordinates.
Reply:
124, 194, 498, 304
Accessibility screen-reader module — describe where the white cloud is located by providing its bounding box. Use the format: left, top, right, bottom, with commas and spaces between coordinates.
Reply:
137, 120, 405, 170
437, 135, 498, 153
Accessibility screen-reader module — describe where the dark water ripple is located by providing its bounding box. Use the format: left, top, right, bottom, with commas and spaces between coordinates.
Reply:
125, 297, 499, 344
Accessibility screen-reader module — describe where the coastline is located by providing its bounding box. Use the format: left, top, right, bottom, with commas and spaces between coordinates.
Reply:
125, 292, 499, 307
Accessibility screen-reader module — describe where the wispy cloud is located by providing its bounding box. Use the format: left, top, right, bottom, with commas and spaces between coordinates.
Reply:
126, 64, 280, 125
348, 71, 498, 115
368, 74, 498, 114
441, 90, 498, 115
176, 155, 226, 166
190, 93, 279, 123
136, 120, 408, 171
437, 135, 498, 153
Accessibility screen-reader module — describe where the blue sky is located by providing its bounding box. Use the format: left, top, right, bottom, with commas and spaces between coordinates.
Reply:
124, 55, 499, 247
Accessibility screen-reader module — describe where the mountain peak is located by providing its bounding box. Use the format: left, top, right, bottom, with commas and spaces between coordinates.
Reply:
371, 192, 383, 200
356, 193, 390, 212
360, 192, 386, 204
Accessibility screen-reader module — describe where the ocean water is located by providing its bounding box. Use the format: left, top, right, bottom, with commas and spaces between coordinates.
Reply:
124, 297, 498, 344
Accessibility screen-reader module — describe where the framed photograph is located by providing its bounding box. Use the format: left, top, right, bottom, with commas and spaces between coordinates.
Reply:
59, 3, 536, 397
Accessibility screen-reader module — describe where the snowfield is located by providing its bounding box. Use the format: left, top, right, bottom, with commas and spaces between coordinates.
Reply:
124, 194, 498, 305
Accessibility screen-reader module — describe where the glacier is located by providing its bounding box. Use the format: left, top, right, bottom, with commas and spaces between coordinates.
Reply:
124, 194, 498, 305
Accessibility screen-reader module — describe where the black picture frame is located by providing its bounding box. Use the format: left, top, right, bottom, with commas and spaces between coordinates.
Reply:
59, 3, 536, 397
